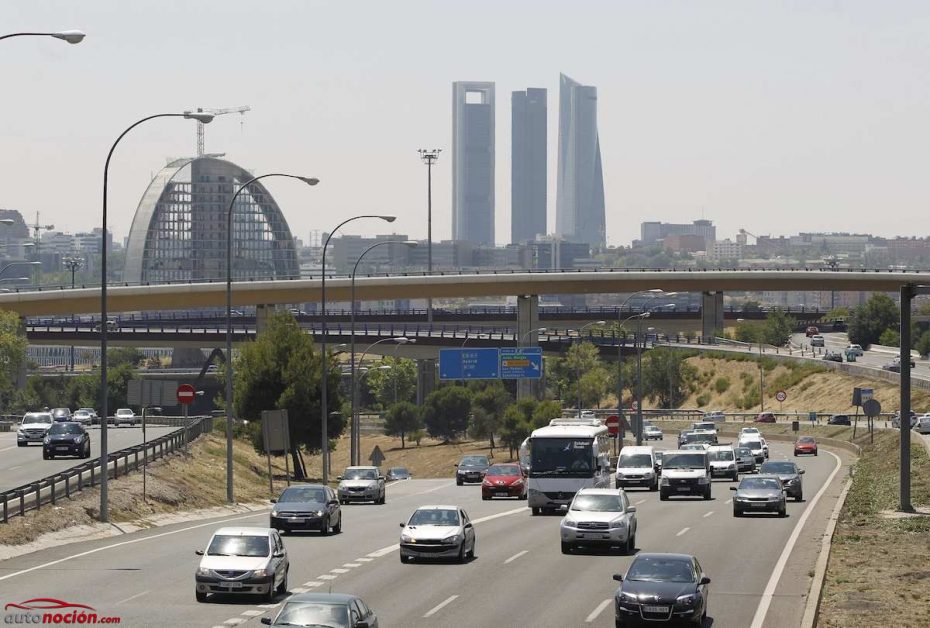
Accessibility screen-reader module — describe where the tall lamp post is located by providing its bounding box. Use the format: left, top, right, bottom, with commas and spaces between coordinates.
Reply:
572, 320, 606, 416
417, 149, 440, 323
616, 312, 649, 440
63, 257, 83, 371
354, 336, 411, 464
99, 110, 214, 523
225, 173, 318, 504
321, 215, 395, 483
0, 30, 85, 44
349, 240, 417, 465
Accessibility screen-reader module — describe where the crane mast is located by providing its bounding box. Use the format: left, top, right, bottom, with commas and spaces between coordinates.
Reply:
193, 106, 251, 156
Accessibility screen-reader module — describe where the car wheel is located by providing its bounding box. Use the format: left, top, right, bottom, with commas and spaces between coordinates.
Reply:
796, 493, 803, 502
650, 479, 658, 492
457, 542, 466, 563
264, 580, 276, 603
320, 517, 330, 536
467, 539, 476, 559
561, 541, 572, 554
703, 488, 711, 500
779, 507, 787, 518
659, 490, 668, 501
195, 591, 207, 603
733, 507, 742, 517
520, 491, 527, 500
333, 514, 342, 534
532, 507, 541, 516
731, 471, 739, 482
626, 533, 635, 555
16, 442, 25, 447
276, 569, 288, 594
482, 494, 490, 501
815, 451, 818, 456
400, 553, 410, 564
43, 450, 50, 460
456, 478, 463, 486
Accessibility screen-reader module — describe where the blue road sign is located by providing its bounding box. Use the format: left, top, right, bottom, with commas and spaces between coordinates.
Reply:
499, 347, 543, 380
439, 348, 500, 380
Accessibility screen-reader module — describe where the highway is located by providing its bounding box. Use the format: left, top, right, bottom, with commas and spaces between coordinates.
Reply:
0, 440, 852, 627
790, 331, 930, 381
0, 425, 177, 492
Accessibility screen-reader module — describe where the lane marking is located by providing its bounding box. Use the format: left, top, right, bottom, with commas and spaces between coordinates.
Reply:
634, 499, 647, 505
676, 527, 690, 537
330, 568, 349, 574
725, 499, 732, 504
6, 465, 21, 471
257, 603, 280, 609
343, 563, 361, 568
585, 598, 613, 623
423, 595, 458, 618
113, 590, 149, 606
355, 557, 373, 562
317, 574, 337, 580
303, 581, 323, 587
223, 619, 246, 626
0, 446, 19, 453
291, 587, 309, 594
750, 450, 843, 628
0, 511, 264, 583
367, 545, 399, 558
703, 511, 714, 518
241, 610, 264, 617
504, 550, 528, 564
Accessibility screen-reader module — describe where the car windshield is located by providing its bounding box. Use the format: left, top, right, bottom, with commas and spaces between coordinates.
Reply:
116, 410, 132, 415
272, 601, 349, 628
798, 437, 815, 444
529, 438, 594, 477
344, 469, 378, 480
735, 448, 752, 457
571, 494, 623, 512
279, 487, 326, 503
206, 534, 270, 557
486, 465, 520, 476
742, 440, 762, 450
692, 423, 715, 431
52, 409, 69, 416
708, 450, 734, 461
685, 433, 715, 444
626, 556, 695, 583
409, 509, 460, 526
23, 414, 52, 424
74, 411, 89, 416
663, 453, 706, 470
460, 456, 489, 467
761, 462, 797, 474
618, 454, 652, 468
741, 428, 759, 434
740, 478, 782, 491
389, 467, 409, 476
48, 423, 82, 435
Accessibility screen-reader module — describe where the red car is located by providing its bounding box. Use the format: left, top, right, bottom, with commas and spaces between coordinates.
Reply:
805, 326, 820, 337
755, 412, 776, 423
481, 463, 526, 500
794, 436, 818, 456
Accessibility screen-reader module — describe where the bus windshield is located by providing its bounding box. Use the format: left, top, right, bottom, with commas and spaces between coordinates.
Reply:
529, 438, 594, 478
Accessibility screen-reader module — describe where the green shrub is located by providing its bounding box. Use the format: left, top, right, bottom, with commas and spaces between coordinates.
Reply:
714, 377, 730, 393
696, 393, 710, 407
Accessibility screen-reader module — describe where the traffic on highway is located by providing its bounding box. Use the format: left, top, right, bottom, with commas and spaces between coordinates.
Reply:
0, 417, 849, 627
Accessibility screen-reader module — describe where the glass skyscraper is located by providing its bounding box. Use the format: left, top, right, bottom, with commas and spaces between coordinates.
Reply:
452, 81, 495, 246
511, 88, 547, 244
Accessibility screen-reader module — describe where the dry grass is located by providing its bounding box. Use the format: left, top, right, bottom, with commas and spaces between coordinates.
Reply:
819, 431, 930, 626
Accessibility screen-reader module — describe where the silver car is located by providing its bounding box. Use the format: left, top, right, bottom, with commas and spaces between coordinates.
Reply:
734, 446, 757, 473
560, 488, 637, 554
337, 466, 386, 504
731, 475, 787, 517
194, 526, 289, 603
17, 412, 53, 446
399, 505, 475, 563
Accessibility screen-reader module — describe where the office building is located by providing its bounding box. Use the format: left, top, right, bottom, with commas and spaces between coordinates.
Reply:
452, 81, 495, 246
556, 73, 605, 246
511, 88, 547, 244
640, 220, 716, 249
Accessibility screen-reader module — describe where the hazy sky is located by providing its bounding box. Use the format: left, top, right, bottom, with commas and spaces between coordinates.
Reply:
3, 1, 929, 248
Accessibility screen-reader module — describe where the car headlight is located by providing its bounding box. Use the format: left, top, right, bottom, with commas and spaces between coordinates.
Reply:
43, 437, 50, 444
400, 534, 413, 543
676, 592, 699, 606
697, 477, 709, 484
735, 496, 749, 502
609, 518, 628, 529
443, 534, 462, 545
252, 569, 269, 578
16, 429, 24, 436
660, 477, 670, 486
314, 510, 324, 517
511, 478, 524, 486
618, 591, 638, 604
196, 567, 210, 577
74, 436, 83, 443
482, 480, 492, 487
562, 518, 577, 529
271, 510, 278, 517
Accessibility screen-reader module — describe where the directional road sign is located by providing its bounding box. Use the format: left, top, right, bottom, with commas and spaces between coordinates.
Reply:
369, 445, 386, 467
499, 347, 542, 380
439, 348, 500, 380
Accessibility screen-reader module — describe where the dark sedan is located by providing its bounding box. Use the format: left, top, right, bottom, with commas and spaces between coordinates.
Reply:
455, 455, 490, 485
613, 553, 710, 626
261, 592, 378, 628
731, 475, 786, 517
386, 467, 411, 481
827, 415, 851, 426
270, 484, 342, 535
759, 460, 804, 501
42, 422, 90, 459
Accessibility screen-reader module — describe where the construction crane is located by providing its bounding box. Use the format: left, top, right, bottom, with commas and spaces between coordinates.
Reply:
28, 212, 55, 246
192, 106, 250, 157
738, 228, 759, 244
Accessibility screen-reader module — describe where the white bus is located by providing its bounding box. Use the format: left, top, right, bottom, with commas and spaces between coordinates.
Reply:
523, 418, 612, 515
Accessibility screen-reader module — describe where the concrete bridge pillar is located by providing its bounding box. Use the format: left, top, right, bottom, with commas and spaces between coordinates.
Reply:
417, 359, 436, 405
256, 304, 277, 333
516, 295, 540, 400
701, 291, 725, 340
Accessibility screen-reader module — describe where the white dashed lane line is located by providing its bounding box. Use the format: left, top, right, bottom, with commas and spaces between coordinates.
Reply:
343, 563, 361, 568
330, 568, 349, 574
586, 599, 613, 623
703, 511, 714, 518
676, 527, 690, 537
318, 574, 338, 580
725, 499, 732, 504
423, 595, 459, 618
504, 550, 528, 564
634, 499, 647, 505
241, 610, 264, 617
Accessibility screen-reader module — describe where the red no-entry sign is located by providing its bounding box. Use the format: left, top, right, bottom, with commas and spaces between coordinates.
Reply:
177, 384, 196, 405
606, 415, 620, 436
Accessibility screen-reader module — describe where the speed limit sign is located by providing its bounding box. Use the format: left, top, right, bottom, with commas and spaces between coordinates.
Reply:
775, 390, 787, 402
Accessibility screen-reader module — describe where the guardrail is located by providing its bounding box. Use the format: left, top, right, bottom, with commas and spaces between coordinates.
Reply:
0, 416, 213, 524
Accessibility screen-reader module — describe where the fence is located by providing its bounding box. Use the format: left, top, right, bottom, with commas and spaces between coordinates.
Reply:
0, 416, 213, 524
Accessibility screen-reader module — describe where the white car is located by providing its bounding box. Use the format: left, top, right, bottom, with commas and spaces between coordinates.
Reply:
337, 466, 386, 504
17, 412, 53, 446
71, 410, 92, 426
643, 425, 663, 441
915, 414, 930, 435
739, 438, 766, 464
194, 527, 289, 603
707, 445, 740, 481
704, 411, 726, 422
615, 446, 659, 491
560, 488, 637, 554
739, 427, 762, 439
399, 505, 475, 563
114, 408, 137, 426
847, 344, 864, 356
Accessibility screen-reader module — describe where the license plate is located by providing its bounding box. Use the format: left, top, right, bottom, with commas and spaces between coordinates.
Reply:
223, 581, 243, 589
643, 605, 669, 613
751, 503, 768, 508
288, 517, 305, 523
496, 491, 509, 497
56, 446, 70, 451
676, 487, 690, 492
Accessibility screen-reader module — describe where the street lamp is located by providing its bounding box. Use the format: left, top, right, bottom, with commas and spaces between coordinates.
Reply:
63, 257, 83, 371
615, 312, 649, 441
354, 336, 412, 464
417, 149, 440, 324
573, 320, 606, 415
349, 240, 417, 465
320, 214, 396, 483
98, 110, 214, 523
0, 30, 86, 44
520, 326, 547, 344
225, 173, 318, 504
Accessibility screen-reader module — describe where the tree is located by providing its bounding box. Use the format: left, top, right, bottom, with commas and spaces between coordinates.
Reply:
916, 331, 930, 358
531, 399, 563, 428
232, 312, 345, 479
470, 382, 512, 447
499, 403, 532, 458
422, 386, 472, 442
642, 349, 695, 409
760, 309, 796, 346
0, 309, 28, 413
848, 294, 899, 349
383, 401, 422, 449
365, 357, 417, 408
553, 341, 608, 410
578, 367, 611, 409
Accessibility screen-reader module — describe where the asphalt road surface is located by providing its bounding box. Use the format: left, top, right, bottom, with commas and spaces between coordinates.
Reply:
791, 331, 929, 381
0, 439, 852, 628
0, 425, 178, 492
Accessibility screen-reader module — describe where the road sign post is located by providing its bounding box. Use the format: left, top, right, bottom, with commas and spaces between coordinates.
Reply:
439, 348, 500, 380
775, 390, 787, 413
177, 384, 195, 406
499, 347, 542, 380
369, 445, 385, 467
606, 415, 620, 456
863, 398, 881, 445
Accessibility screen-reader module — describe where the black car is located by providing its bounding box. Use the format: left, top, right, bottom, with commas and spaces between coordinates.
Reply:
386, 467, 411, 481
455, 455, 490, 485
822, 351, 843, 362
270, 484, 342, 535
43, 422, 91, 459
613, 553, 710, 626
827, 414, 851, 426
759, 461, 805, 501
261, 592, 378, 628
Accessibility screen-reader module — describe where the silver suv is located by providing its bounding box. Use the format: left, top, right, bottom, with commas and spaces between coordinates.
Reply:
337, 466, 386, 504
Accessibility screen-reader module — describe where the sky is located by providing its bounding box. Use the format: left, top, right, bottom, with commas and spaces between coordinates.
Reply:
3, 1, 930, 248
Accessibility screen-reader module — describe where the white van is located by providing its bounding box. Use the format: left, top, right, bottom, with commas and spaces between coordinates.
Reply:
707, 445, 740, 482
659, 450, 711, 500
615, 446, 659, 491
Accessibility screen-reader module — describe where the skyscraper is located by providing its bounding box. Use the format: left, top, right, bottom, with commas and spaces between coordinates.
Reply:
556, 73, 605, 246
452, 81, 495, 246
511, 88, 547, 244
